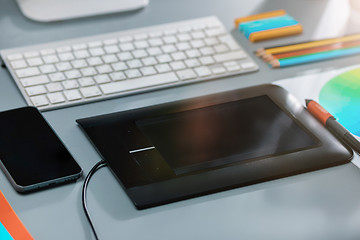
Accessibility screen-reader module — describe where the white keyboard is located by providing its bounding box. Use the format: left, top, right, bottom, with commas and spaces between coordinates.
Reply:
1, 16, 258, 111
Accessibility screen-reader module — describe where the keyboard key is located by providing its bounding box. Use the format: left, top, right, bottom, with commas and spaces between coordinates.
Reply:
170, 61, 186, 70
89, 48, 105, 56
72, 43, 87, 50
20, 75, 49, 87
149, 38, 163, 47
119, 36, 133, 42
142, 57, 157, 66
27, 57, 44, 67
16, 67, 40, 78
191, 31, 205, 39
214, 51, 246, 63
80, 86, 102, 98
81, 67, 97, 76
224, 61, 238, 67
177, 33, 191, 41
194, 66, 211, 77
62, 80, 80, 89
179, 26, 191, 33
119, 43, 135, 51
7, 54, 22, 61
199, 56, 215, 65
185, 49, 201, 58
204, 37, 218, 46
147, 47, 162, 56
214, 44, 229, 53
127, 59, 143, 69
134, 34, 147, 40
103, 38, 118, 45
102, 54, 118, 64
149, 31, 162, 38
157, 54, 172, 63
59, 52, 75, 61
46, 82, 63, 92
190, 40, 205, 48
164, 29, 177, 35
47, 92, 66, 104
87, 57, 103, 66
25, 85, 47, 96
241, 62, 256, 70
40, 64, 57, 74
134, 40, 149, 49
71, 59, 88, 68
112, 62, 128, 71
185, 59, 200, 68
218, 35, 241, 50
104, 45, 120, 54
155, 64, 171, 73
43, 55, 59, 64
74, 50, 90, 59
56, 46, 72, 53
199, 47, 215, 56
78, 77, 95, 86
49, 72, 66, 82
94, 74, 111, 84
176, 69, 197, 80
163, 36, 177, 44
171, 52, 187, 61
24, 52, 39, 58
31, 95, 49, 107
40, 48, 56, 56
96, 64, 113, 74
64, 69, 81, 79
100, 72, 179, 94
117, 52, 133, 61
88, 41, 102, 48
205, 27, 226, 37
64, 89, 82, 101
132, 49, 148, 58
176, 42, 191, 51
211, 67, 226, 75
226, 65, 241, 72
125, 69, 142, 78
11, 60, 27, 69
140, 66, 156, 76
56, 62, 72, 71
109, 72, 126, 81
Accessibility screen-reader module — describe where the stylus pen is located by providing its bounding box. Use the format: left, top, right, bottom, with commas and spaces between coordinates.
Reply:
305, 99, 360, 155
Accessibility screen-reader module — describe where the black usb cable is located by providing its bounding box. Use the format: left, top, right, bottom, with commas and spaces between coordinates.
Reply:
82, 160, 107, 240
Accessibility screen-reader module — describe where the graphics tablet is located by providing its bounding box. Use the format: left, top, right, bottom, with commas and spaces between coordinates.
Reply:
77, 84, 352, 209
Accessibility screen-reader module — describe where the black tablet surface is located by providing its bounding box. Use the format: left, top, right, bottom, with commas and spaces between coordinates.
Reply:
77, 84, 353, 209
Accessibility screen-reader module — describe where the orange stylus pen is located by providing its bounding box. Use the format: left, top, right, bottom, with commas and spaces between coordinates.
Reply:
306, 99, 360, 155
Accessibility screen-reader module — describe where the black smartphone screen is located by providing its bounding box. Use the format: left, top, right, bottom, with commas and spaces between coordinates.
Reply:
0, 107, 82, 191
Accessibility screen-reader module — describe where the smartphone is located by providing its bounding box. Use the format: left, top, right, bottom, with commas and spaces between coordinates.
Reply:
0, 106, 82, 192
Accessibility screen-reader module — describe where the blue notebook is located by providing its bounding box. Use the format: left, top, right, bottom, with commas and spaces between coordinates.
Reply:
0, 221, 13, 240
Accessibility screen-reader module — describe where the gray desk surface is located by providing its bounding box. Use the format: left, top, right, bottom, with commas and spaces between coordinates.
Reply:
1, 0, 360, 239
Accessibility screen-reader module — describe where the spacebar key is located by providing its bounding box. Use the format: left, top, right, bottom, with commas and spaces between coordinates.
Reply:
100, 72, 179, 94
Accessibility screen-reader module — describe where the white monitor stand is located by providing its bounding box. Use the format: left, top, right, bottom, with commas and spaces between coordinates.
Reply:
15, 0, 149, 22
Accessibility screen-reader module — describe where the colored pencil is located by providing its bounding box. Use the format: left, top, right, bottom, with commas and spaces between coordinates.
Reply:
249, 24, 303, 42
263, 39, 360, 62
234, 9, 286, 28
270, 45, 360, 68
239, 14, 294, 32
243, 16, 298, 39
256, 33, 360, 56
